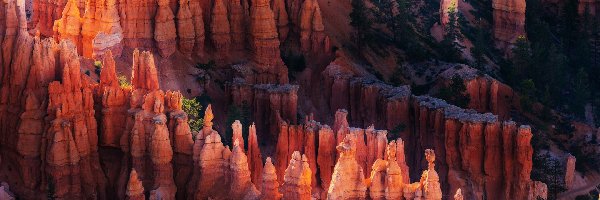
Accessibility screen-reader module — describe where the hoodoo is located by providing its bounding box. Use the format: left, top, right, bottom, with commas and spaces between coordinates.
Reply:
3, 0, 586, 198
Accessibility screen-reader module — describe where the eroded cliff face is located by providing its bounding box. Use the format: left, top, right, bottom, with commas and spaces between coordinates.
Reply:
439, 65, 518, 120
1, 0, 550, 199
493, 0, 526, 49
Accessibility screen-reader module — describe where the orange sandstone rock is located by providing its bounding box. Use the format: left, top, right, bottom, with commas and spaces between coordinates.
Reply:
210, 0, 231, 63
565, 154, 576, 189
249, 0, 289, 84
176, 0, 196, 57
272, 0, 289, 41
126, 169, 145, 200
317, 125, 336, 191
248, 123, 264, 186
154, 0, 177, 57
261, 157, 282, 200
189, 0, 206, 57
53, 0, 83, 55
281, 151, 312, 200
327, 134, 367, 199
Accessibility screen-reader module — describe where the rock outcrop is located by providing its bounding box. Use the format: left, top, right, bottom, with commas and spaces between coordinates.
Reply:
565, 154, 576, 189
230, 140, 261, 199
210, 0, 232, 63
53, 0, 83, 54
439, 65, 517, 120
126, 170, 145, 200
81, 0, 124, 58
299, 0, 329, 53
281, 151, 312, 200
327, 134, 367, 199
493, 0, 526, 49
98, 51, 130, 148
228, 83, 298, 142
261, 157, 282, 200
249, 0, 289, 84
154, 0, 177, 57
248, 123, 264, 186
176, 0, 196, 57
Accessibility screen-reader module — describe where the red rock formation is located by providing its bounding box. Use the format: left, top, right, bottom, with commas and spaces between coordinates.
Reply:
454, 188, 464, 200
154, 0, 176, 57
229, 83, 298, 141
98, 51, 130, 148
210, 0, 232, 63
317, 126, 336, 193
565, 154, 576, 189
53, 0, 83, 54
81, 0, 124, 58
281, 151, 312, 200
272, 0, 289, 42
261, 157, 282, 200
118, 0, 156, 49
45, 41, 105, 199
189, 0, 206, 57
229, 0, 246, 51
299, 0, 329, 53
326, 134, 367, 199
247, 123, 264, 186
131, 49, 160, 90
195, 131, 231, 199
493, 0, 526, 49
32, 0, 69, 37
232, 120, 245, 150
176, 0, 196, 57
249, 0, 289, 84
126, 169, 145, 200
230, 140, 261, 199
440, 66, 517, 120
423, 149, 443, 200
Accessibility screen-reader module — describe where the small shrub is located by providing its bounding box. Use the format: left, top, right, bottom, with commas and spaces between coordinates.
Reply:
117, 75, 132, 89
94, 61, 102, 69
182, 97, 203, 136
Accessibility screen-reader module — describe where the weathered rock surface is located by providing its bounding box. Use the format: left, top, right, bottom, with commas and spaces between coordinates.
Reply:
81, 0, 124, 58
249, 0, 289, 84
565, 154, 576, 189
126, 170, 145, 200
248, 123, 264, 186
53, 0, 83, 54
176, 0, 196, 57
281, 151, 312, 200
154, 0, 177, 57
210, 0, 232, 63
327, 134, 367, 199
493, 0, 526, 49
261, 157, 282, 200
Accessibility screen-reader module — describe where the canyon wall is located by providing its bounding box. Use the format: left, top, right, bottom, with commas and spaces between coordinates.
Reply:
439, 65, 518, 120
33, 0, 331, 83
493, 0, 526, 50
